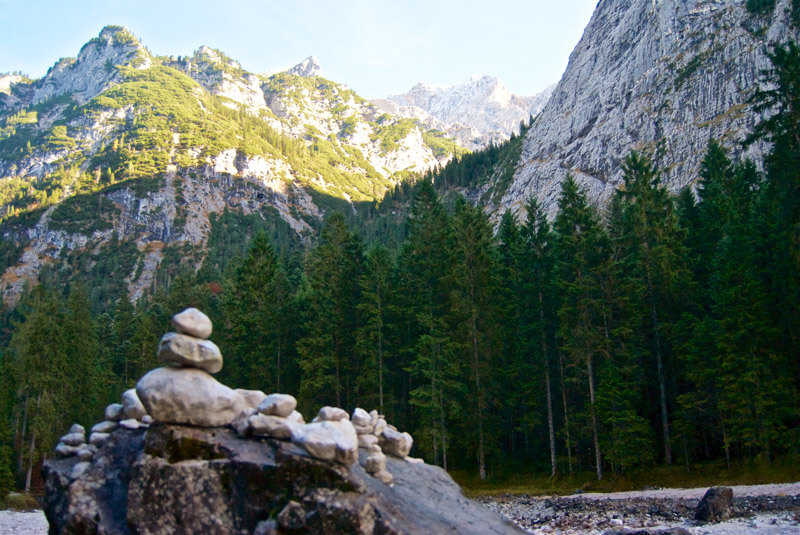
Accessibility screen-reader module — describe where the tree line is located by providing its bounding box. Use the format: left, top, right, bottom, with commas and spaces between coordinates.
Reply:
0, 42, 799, 496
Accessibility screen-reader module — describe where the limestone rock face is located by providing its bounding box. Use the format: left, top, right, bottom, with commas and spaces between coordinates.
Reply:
43, 424, 524, 535
502, 0, 800, 220
157, 332, 223, 374
171, 307, 212, 339
136, 367, 245, 427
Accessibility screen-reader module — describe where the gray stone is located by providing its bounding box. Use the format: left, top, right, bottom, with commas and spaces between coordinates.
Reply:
379, 427, 413, 458
287, 410, 305, 424
119, 418, 143, 430
316, 406, 348, 422
232, 407, 258, 437
158, 332, 223, 374
373, 417, 386, 436
70, 461, 91, 479
236, 388, 267, 409
121, 388, 147, 420
60, 432, 85, 447
351, 407, 371, 427
89, 432, 110, 446
172, 307, 212, 339
365, 451, 386, 475
55, 443, 80, 458
91, 420, 117, 434
141, 414, 154, 424
291, 419, 358, 464
405, 456, 425, 464
358, 434, 379, 449
68, 423, 85, 435
104, 403, 123, 421
257, 393, 297, 418
77, 448, 96, 462
136, 367, 246, 427
695, 486, 734, 523
249, 413, 296, 440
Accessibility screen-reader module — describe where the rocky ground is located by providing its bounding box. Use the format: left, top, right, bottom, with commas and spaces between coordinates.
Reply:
0, 510, 48, 535
479, 483, 800, 534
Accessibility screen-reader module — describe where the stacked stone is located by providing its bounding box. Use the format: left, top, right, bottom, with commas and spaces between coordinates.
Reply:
232, 392, 305, 440
290, 406, 358, 465
136, 308, 245, 427
55, 424, 93, 460
350, 407, 417, 484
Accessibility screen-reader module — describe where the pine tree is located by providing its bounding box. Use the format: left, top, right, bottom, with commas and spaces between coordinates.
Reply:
447, 197, 501, 480
554, 174, 608, 480
297, 213, 363, 411
356, 244, 395, 415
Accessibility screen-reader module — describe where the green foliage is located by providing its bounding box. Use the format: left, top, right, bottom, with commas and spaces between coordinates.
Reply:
48, 192, 118, 234
746, 0, 775, 15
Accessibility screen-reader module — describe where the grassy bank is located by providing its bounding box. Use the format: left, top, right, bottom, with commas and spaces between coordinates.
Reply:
454, 456, 800, 497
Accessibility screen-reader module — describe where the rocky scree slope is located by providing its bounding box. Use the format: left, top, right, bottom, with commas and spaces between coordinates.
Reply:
0, 26, 460, 305
375, 77, 554, 151
500, 0, 799, 218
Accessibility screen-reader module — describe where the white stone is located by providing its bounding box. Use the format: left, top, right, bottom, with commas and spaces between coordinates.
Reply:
91, 421, 117, 434
55, 443, 79, 458
141, 414, 154, 424
365, 451, 386, 475
136, 367, 246, 427
287, 410, 305, 424
291, 419, 358, 464
236, 389, 267, 409
232, 407, 258, 437
358, 434, 379, 449
158, 332, 223, 374
249, 413, 296, 440
119, 418, 142, 430
70, 461, 91, 479
373, 417, 387, 436
104, 403, 123, 421
258, 394, 297, 418
77, 448, 95, 462
60, 432, 85, 447
351, 407, 371, 427
121, 388, 147, 420
172, 307, 212, 339
405, 456, 425, 464
89, 432, 110, 446
379, 428, 413, 458
68, 423, 85, 435
316, 406, 348, 422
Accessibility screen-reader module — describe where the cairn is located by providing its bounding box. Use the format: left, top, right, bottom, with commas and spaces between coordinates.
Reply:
54, 307, 422, 489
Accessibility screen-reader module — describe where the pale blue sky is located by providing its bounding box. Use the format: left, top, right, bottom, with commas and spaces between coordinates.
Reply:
0, 0, 597, 98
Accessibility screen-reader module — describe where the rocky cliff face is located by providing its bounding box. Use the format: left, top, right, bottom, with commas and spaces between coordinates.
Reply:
378, 77, 554, 151
501, 0, 798, 217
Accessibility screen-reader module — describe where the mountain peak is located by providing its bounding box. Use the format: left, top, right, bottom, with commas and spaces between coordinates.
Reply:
288, 56, 321, 77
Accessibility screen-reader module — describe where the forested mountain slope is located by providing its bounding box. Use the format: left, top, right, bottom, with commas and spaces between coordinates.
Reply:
0, 26, 464, 305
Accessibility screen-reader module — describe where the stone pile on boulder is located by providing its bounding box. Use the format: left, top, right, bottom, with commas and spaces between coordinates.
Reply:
45, 307, 528, 534
136, 307, 246, 427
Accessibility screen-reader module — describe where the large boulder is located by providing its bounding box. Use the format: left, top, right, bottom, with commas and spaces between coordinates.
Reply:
136, 367, 245, 427
43, 423, 524, 535
695, 486, 734, 523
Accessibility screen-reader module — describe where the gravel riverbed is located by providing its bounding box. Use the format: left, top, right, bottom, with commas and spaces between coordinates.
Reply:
3, 483, 800, 534
479, 483, 800, 534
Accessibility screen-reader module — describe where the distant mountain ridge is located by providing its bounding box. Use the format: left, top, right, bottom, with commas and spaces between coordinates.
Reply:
374, 77, 554, 150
